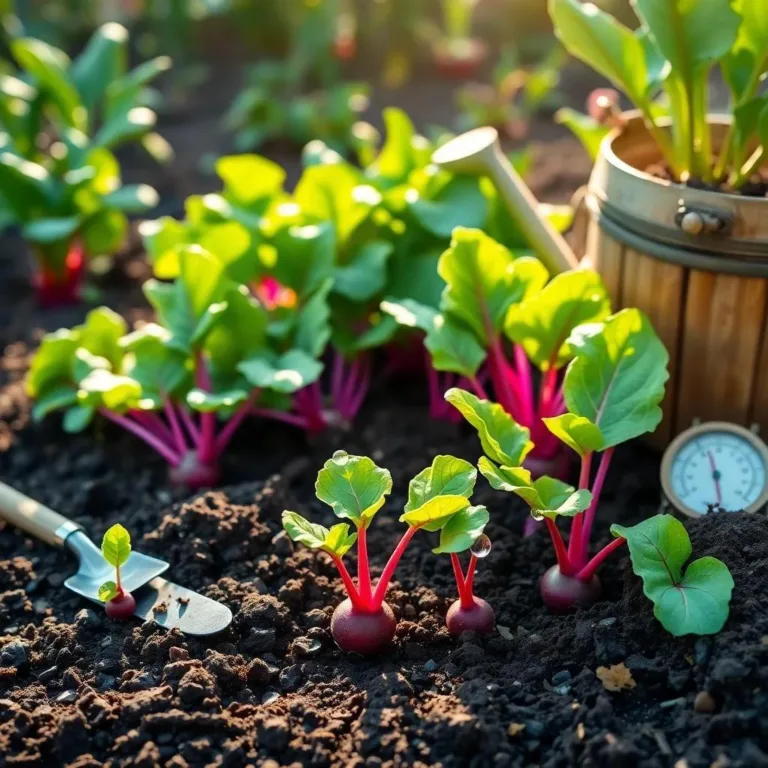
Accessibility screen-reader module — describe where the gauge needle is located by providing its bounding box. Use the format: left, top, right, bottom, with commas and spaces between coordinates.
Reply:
707, 451, 723, 505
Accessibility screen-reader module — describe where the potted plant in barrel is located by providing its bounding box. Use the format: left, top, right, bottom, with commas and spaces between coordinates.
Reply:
550, 0, 768, 444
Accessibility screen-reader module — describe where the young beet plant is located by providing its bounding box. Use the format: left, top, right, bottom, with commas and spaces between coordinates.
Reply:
384, 228, 611, 481
283, 451, 494, 654
98, 524, 135, 620
27, 248, 322, 488
550, 0, 768, 188
0, 22, 170, 304
448, 308, 671, 612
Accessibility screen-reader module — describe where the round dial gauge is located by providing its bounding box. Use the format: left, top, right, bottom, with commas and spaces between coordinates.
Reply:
661, 422, 768, 517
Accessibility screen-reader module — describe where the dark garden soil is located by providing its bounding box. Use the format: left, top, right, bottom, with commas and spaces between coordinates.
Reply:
2, 69, 768, 768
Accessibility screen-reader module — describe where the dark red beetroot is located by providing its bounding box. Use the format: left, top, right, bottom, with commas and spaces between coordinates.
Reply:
330, 598, 397, 655
446, 596, 495, 636
539, 565, 602, 613
169, 451, 220, 490
105, 591, 136, 621
33, 242, 85, 308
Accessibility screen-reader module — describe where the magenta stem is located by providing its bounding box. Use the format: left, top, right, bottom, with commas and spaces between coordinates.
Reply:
346, 357, 371, 419
468, 375, 489, 400
331, 555, 364, 610
464, 554, 478, 600
371, 525, 420, 607
577, 448, 615, 568
514, 345, 536, 427
427, 362, 443, 419
99, 409, 181, 466
163, 399, 188, 454
538, 368, 559, 417
129, 410, 173, 444
178, 406, 201, 446
215, 392, 258, 454
544, 517, 573, 576
252, 407, 311, 429
357, 525, 373, 607
450, 553, 473, 608
568, 453, 593, 562
576, 537, 625, 582
194, 353, 217, 464
331, 351, 346, 405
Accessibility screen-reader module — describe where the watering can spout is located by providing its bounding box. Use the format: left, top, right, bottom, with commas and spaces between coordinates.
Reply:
432, 127, 581, 276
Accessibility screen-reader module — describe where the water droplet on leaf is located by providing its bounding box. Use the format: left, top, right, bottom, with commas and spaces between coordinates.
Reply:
471, 534, 492, 558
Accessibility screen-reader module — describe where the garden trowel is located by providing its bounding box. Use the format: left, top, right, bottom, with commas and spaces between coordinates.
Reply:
0, 481, 232, 635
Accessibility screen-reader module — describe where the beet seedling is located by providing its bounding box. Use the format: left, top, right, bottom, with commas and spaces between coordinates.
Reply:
449, 308, 671, 612
433, 505, 495, 635
283, 451, 489, 654
98, 524, 135, 620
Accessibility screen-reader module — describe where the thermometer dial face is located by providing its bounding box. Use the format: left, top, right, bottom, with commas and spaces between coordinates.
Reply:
662, 423, 768, 517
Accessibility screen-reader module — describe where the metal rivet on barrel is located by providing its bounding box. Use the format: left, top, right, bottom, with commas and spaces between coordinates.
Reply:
680, 211, 705, 235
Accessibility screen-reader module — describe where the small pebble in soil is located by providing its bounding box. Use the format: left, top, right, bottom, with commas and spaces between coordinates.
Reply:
37, 666, 58, 683
551, 670, 572, 695
694, 691, 717, 713
424, 659, 438, 673
292, 637, 322, 657
56, 690, 77, 704
0, 641, 27, 668
74, 608, 101, 630
694, 638, 713, 667
262, 691, 280, 705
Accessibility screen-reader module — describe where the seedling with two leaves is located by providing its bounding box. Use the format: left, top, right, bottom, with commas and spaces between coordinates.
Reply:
283, 451, 495, 654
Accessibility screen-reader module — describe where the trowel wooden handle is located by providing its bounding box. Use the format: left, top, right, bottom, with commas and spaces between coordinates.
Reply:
0, 482, 82, 547
489, 146, 580, 274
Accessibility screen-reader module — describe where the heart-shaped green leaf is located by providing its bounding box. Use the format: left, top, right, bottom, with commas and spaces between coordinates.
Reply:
400, 495, 470, 529
433, 505, 490, 554
506, 270, 611, 371
405, 455, 477, 529
543, 414, 606, 457
562, 309, 669, 448
612, 515, 734, 636
425, 316, 487, 378
238, 349, 322, 394
315, 451, 393, 527
439, 228, 548, 345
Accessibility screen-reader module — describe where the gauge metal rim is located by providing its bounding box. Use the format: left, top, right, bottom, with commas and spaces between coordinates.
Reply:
661, 421, 768, 518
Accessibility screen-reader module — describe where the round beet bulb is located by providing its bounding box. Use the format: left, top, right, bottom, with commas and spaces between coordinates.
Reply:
446, 597, 495, 636
539, 566, 602, 613
105, 591, 136, 621
169, 451, 220, 490
330, 599, 397, 655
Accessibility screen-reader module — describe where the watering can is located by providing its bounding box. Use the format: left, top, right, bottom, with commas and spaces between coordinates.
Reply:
432, 126, 582, 275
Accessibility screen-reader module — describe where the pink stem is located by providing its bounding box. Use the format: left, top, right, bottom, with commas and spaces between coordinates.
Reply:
538, 368, 559, 417
577, 448, 615, 568
427, 363, 442, 419
371, 526, 420, 607
514, 345, 536, 428
357, 525, 372, 607
129, 410, 174, 443
99, 409, 181, 466
488, 336, 521, 421
339, 358, 361, 413
576, 537, 625, 582
346, 358, 371, 419
450, 553, 472, 608
215, 392, 258, 454
332, 352, 346, 405
331, 555, 364, 609
178, 406, 201, 446
544, 517, 573, 576
164, 399, 188, 454
252, 407, 311, 429
464, 554, 478, 601
468, 375, 489, 400
568, 453, 593, 562
195, 354, 217, 464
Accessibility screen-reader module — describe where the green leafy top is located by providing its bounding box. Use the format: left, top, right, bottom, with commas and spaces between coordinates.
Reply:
612, 515, 734, 636
478, 461, 592, 521
315, 451, 393, 527
549, 0, 766, 186
101, 522, 131, 567
550, 309, 669, 450
433, 505, 490, 554
445, 388, 533, 467
282, 512, 358, 558
506, 269, 611, 371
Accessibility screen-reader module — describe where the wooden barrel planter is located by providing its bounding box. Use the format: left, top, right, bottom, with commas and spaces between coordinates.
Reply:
579, 113, 768, 450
